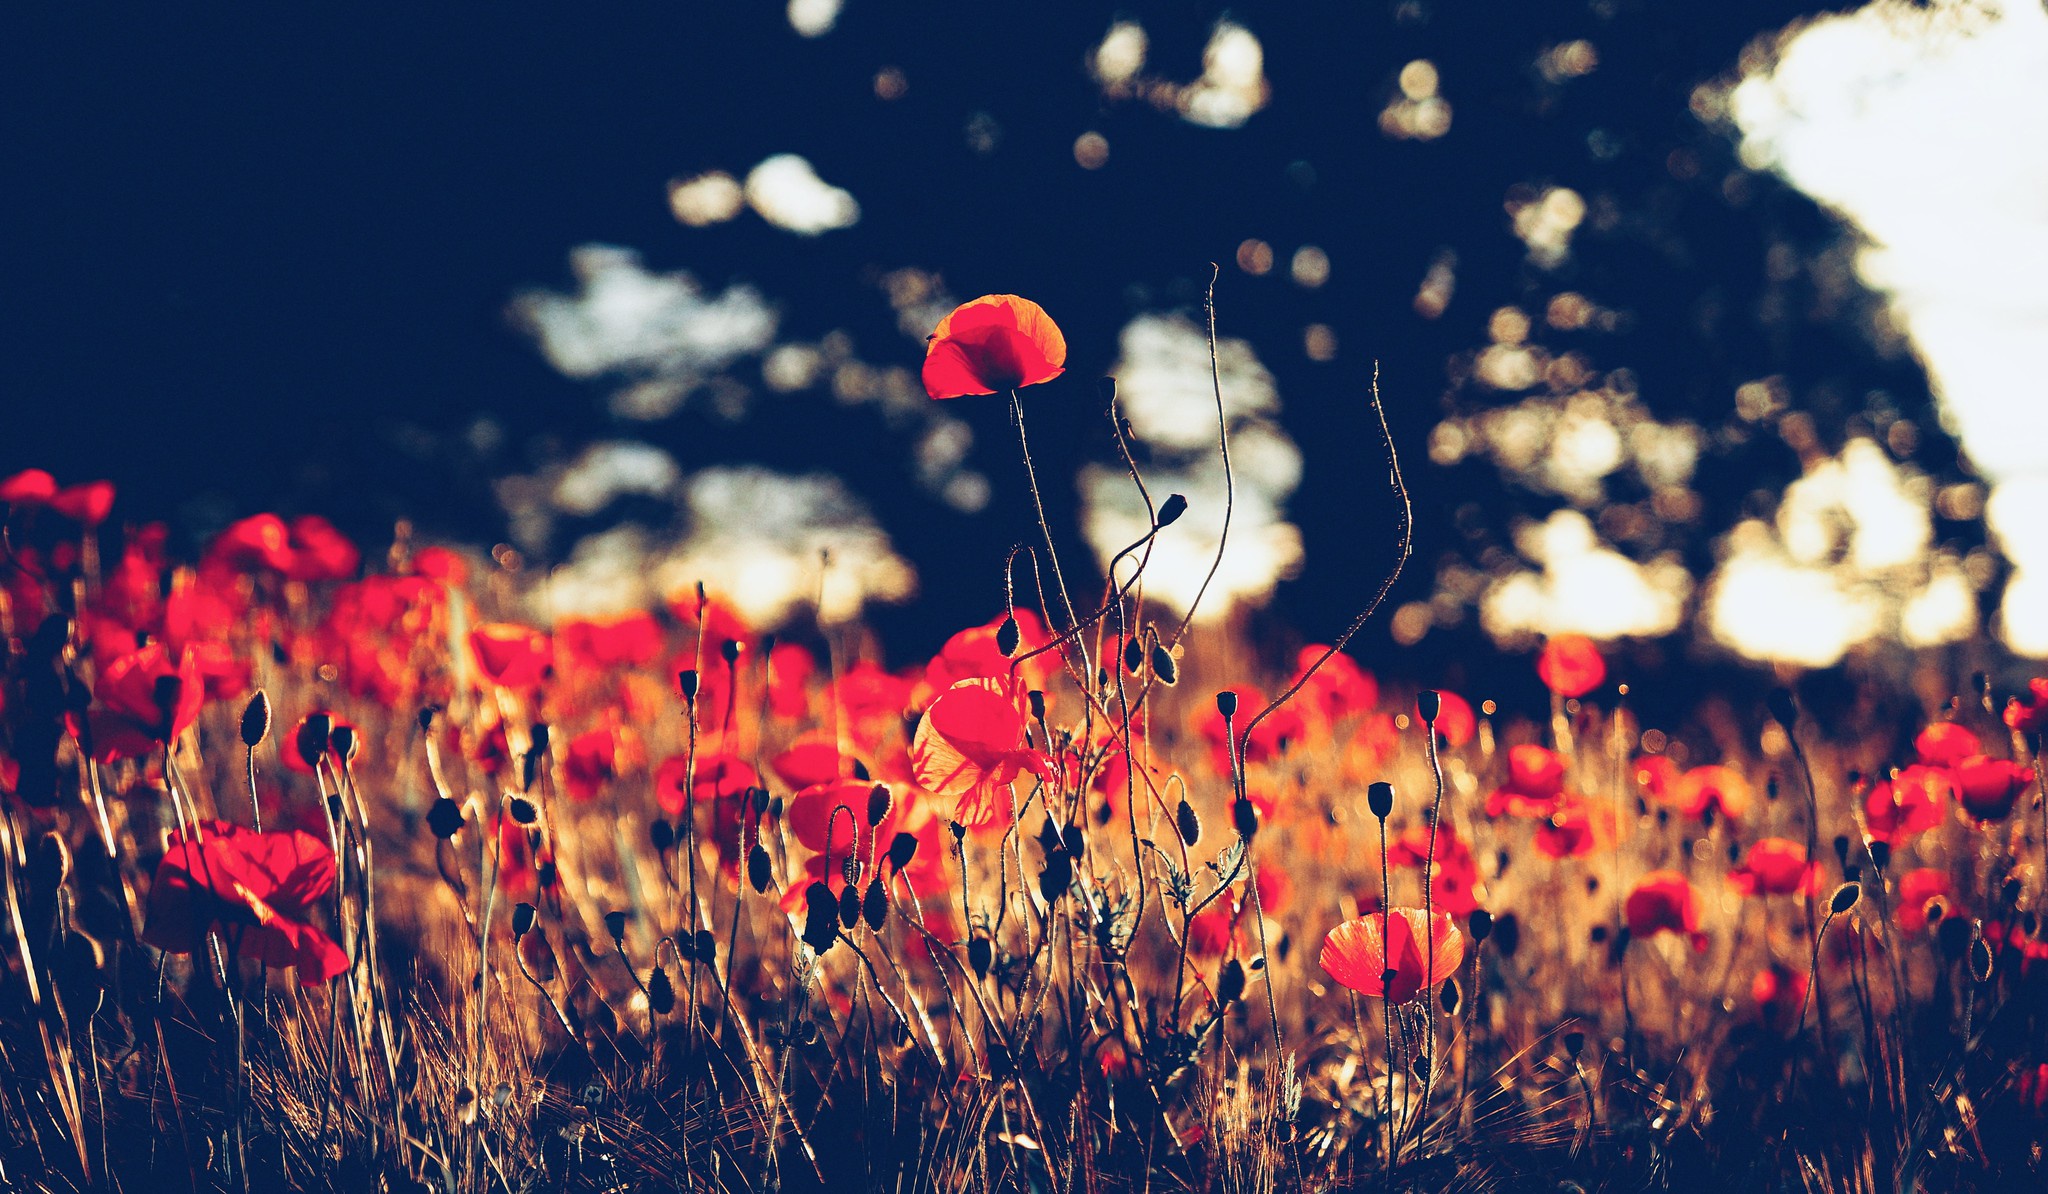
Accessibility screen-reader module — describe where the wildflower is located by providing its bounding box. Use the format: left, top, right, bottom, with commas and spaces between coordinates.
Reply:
925, 610, 1053, 694
470, 623, 552, 690
1729, 837, 1817, 898
1624, 871, 1708, 952
206, 514, 296, 574
284, 515, 360, 582
910, 676, 1051, 830
562, 727, 621, 802
1486, 743, 1567, 818
766, 641, 816, 720
1296, 645, 1379, 729
0, 468, 58, 506
2003, 679, 2048, 735
1631, 754, 1680, 801
1536, 634, 1606, 699
1913, 721, 1980, 768
1533, 801, 1611, 860
1864, 765, 1951, 843
1429, 689, 1476, 748
1319, 908, 1465, 1003
1952, 755, 2031, 821
49, 480, 116, 526
1669, 764, 1751, 822
78, 643, 204, 761
1896, 867, 1952, 932
921, 295, 1067, 399
142, 820, 348, 984
1751, 962, 1808, 1029
771, 731, 847, 791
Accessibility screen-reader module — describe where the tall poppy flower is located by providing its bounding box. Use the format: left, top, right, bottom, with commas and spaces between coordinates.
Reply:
921, 295, 1067, 399
1624, 871, 1707, 952
909, 676, 1050, 830
1319, 908, 1465, 1003
1865, 765, 1951, 843
1487, 743, 1567, 819
1536, 634, 1606, 699
142, 820, 348, 983
2004, 679, 2048, 736
49, 480, 116, 526
0, 468, 58, 506
1729, 837, 1817, 898
1669, 764, 1751, 822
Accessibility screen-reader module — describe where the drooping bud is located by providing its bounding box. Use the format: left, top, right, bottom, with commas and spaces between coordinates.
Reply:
802, 883, 838, 953
1417, 691, 1441, 723
968, 936, 993, 978
996, 615, 1021, 657
297, 713, 332, 770
866, 783, 892, 827
647, 967, 676, 1015
604, 910, 628, 942
1150, 640, 1178, 686
1124, 636, 1145, 675
747, 844, 773, 894
511, 902, 537, 939
1175, 799, 1202, 846
1233, 797, 1258, 841
1039, 849, 1073, 903
838, 884, 861, 929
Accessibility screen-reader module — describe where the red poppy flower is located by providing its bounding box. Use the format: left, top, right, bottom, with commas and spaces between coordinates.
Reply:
142, 820, 348, 984
1534, 802, 1610, 860
1865, 765, 1952, 843
559, 612, 665, 669
1536, 634, 1606, 698
2004, 679, 2048, 736
1319, 908, 1465, 1004
1896, 868, 1951, 932
1729, 837, 1816, 898
653, 752, 758, 819
470, 623, 552, 690
1914, 721, 1980, 768
1952, 755, 2031, 821
1624, 871, 1707, 951
563, 728, 620, 802
1298, 645, 1379, 728
49, 480, 115, 526
285, 515, 361, 582
1669, 764, 1751, 822
1194, 685, 1305, 778
833, 660, 916, 744
410, 546, 469, 585
909, 676, 1051, 830
80, 643, 205, 761
207, 514, 296, 574
1486, 743, 1567, 818
771, 731, 846, 791
767, 641, 815, 720
1632, 754, 1680, 800
0, 468, 58, 506
925, 610, 1053, 694
1383, 823, 1484, 917
921, 295, 1067, 399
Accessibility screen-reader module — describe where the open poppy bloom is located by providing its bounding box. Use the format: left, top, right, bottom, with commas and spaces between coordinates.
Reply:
79, 642, 205, 761
1486, 743, 1568, 818
1913, 721, 1980, 768
284, 515, 361, 582
142, 820, 348, 984
2004, 679, 2048, 736
1319, 907, 1465, 1003
1952, 755, 2031, 821
206, 514, 297, 574
1624, 871, 1708, 952
1865, 765, 1951, 843
922, 295, 1066, 399
50, 480, 116, 526
1536, 634, 1606, 698
470, 623, 552, 690
1896, 867, 1952, 932
1668, 764, 1751, 822
924, 609, 1053, 694
909, 676, 1050, 830
562, 727, 620, 802
1729, 837, 1817, 898
0, 468, 58, 506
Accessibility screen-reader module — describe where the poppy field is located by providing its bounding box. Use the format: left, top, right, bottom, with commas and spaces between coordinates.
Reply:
4, 295, 2048, 1193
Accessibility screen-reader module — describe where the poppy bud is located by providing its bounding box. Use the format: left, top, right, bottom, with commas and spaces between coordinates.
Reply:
1039, 849, 1073, 903
887, 831, 919, 872
1563, 1030, 1585, 1057
1061, 824, 1084, 856
1767, 687, 1799, 732
428, 797, 464, 840
1037, 816, 1062, 853
1868, 840, 1890, 872
678, 670, 699, 703
720, 638, 742, 666
866, 783, 892, 827
1367, 781, 1394, 820
753, 787, 772, 815
1832, 835, 1850, 867
863, 879, 888, 931
1417, 691, 1441, 722
511, 902, 536, 938
802, 884, 838, 953
1151, 641, 1178, 686
950, 820, 967, 842
1492, 913, 1521, 957
1028, 690, 1046, 723
1176, 800, 1202, 846
1120, 636, 1143, 676
968, 936, 993, 978
1215, 691, 1238, 720
1468, 909, 1494, 943
604, 910, 628, 942
1829, 883, 1861, 916
529, 724, 551, 756
1155, 493, 1188, 528
647, 967, 675, 1015
650, 819, 675, 853
1233, 798, 1258, 841
297, 713, 332, 769
1217, 959, 1246, 1006
838, 884, 861, 929
1970, 937, 1994, 983
1441, 978, 1461, 1015
509, 797, 538, 826
417, 705, 439, 732
241, 690, 271, 748
996, 615, 1021, 657
742, 844, 770, 893
536, 860, 557, 889
331, 724, 359, 764
839, 851, 860, 886
695, 929, 715, 961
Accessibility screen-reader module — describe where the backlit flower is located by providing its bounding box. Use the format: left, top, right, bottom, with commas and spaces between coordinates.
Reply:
142, 820, 348, 984
921, 295, 1067, 399
1319, 908, 1465, 1003
909, 676, 1050, 830
1952, 755, 2031, 821
1536, 634, 1606, 698
1624, 871, 1707, 951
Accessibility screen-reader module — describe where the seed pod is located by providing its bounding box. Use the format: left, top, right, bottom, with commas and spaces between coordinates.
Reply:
1156, 493, 1188, 528
863, 879, 888, 931
1124, 636, 1145, 675
802, 884, 838, 953
1217, 958, 1246, 1006
1868, 840, 1891, 871
1233, 798, 1258, 841
866, 783, 892, 827
1468, 909, 1494, 943
949, 820, 967, 841
747, 844, 773, 893
330, 723, 359, 764
604, 910, 628, 942
838, 884, 861, 929
1028, 690, 1046, 722
752, 787, 772, 815
1039, 849, 1073, 903
428, 797, 464, 840
968, 936, 993, 978
241, 690, 272, 748
678, 670, 699, 703
1767, 687, 1799, 732
647, 967, 675, 1015
297, 713, 332, 770
720, 638, 742, 665
1215, 691, 1238, 720
508, 797, 538, 826
1367, 781, 1394, 820
528, 723, 550, 756
650, 819, 675, 853
1829, 882, 1861, 916
841, 852, 861, 886
695, 930, 716, 962
996, 615, 1020, 657
1440, 978, 1461, 1015
1176, 799, 1202, 846
887, 831, 919, 873
1151, 641, 1178, 686
1416, 690, 1441, 722
2003, 877, 2023, 906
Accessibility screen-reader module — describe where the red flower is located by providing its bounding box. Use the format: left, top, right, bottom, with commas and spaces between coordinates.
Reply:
1487, 743, 1566, 818
562, 728, 620, 802
1752, 962, 1808, 1029
1632, 754, 1680, 800
142, 820, 348, 984
1319, 908, 1465, 1003
771, 731, 846, 791
921, 295, 1067, 399
2004, 679, 2048, 736
207, 514, 296, 574
766, 641, 816, 720
925, 610, 1053, 694
1385, 822, 1484, 916
49, 480, 115, 526
1296, 645, 1379, 728
1536, 634, 1605, 698
1669, 764, 1751, 822
285, 515, 361, 582
1952, 755, 2031, 821
81, 643, 205, 761
1729, 837, 1816, 898
559, 612, 665, 670
1896, 868, 1951, 932
653, 752, 758, 819
1624, 871, 1707, 951
411, 546, 469, 585
1194, 685, 1304, 778
1865, 765, 1952, 843
1534, 802, 1610, 860
470, 623, 552, 689
1914, 721, 1980, 768
1427, 690, 1476, 748
909, 676, 1051, 830
0, 469, 58, 506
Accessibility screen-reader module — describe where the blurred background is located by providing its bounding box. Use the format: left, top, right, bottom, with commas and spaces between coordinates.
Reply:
8, 0, 2043, 716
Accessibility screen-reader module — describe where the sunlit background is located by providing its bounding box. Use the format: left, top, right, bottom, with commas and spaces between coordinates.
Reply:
8, 0, 2042, 705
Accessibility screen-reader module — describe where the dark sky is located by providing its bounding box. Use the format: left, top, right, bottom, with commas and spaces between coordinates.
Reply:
3, 1, 1924, 708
